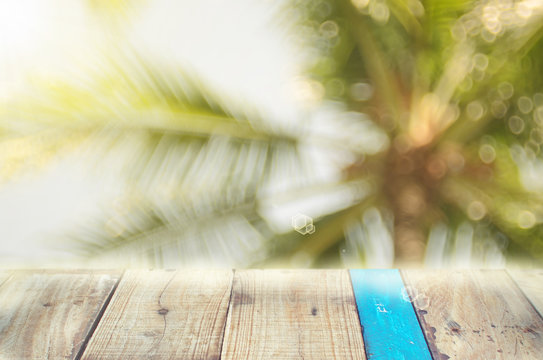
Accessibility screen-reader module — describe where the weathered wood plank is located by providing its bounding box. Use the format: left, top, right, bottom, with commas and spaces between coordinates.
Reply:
0, 270, 120, 360
509, 269, 543, 317
350, 269, 432, 359
81, 269, 233, 360
221, 269, 366, 360
402, 270, 543, 360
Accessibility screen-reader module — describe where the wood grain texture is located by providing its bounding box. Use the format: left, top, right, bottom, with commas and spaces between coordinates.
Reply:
509, 269, 543, 317
350, 269, 432, 360
81, 269, 233, 360
0, 270, 120, 360
402, 270, 543, 360
221, 269, 366, 360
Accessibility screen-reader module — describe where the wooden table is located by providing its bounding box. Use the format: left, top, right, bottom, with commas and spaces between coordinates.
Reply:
0, 269, 541, 359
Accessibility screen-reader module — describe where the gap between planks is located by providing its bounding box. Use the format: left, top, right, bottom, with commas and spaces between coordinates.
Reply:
220, 269, 366, 360
216, 269, 236, 359
76, 269, 366, 360
74, 270, 124, 360
402, 269, 543, 359
79, 270, 234, 359
0, 270, 122, 360
507, 269, 543, 319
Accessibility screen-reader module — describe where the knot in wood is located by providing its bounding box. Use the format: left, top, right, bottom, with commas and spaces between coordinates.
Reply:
157, 308, 169, 315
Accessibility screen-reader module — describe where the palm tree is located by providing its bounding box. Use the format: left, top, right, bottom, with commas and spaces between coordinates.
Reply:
2, 0, 543, 268
277, 0, 543, 267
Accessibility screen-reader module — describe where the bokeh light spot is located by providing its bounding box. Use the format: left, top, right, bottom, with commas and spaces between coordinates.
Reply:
467, 201, 487, 221
472, 53, 489, 71
498, 82, 514, 100
491, 100, 507, 118
370, 1, 390, 23
518, 96, 534, 114
351, 0, 370, 11
534, 106, 543, 125
509, 115, 525, 134
518, 210, 536, 229
530, 129, 543, 145
479, 144, 496, 164
350, 82, 373, 101
319, 20, 339, 38
467, 100, 484, 120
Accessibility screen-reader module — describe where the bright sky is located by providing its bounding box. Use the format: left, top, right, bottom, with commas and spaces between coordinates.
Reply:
0, 0, 303, 118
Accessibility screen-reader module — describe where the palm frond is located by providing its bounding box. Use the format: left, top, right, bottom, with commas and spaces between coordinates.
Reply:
2, 51, 302, 267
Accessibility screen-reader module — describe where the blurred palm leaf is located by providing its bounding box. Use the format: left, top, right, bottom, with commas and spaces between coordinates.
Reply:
1, 52, 301, 267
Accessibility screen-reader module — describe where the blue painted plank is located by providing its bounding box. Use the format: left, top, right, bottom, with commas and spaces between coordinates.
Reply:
349, 269, 432, 360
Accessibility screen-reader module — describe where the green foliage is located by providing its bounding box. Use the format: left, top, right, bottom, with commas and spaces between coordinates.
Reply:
284, 0, 543, 266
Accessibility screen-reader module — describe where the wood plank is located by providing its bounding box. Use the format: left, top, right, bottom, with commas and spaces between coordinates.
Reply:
350, 269, 432, 360
0, 270, 120, 360
509, 269, 543, 317
81, 269, 233, 360
402, 270, 543, 359
220, 269, 366, 360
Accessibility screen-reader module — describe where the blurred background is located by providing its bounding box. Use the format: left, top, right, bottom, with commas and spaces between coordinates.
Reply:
1, 0, 543, 269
